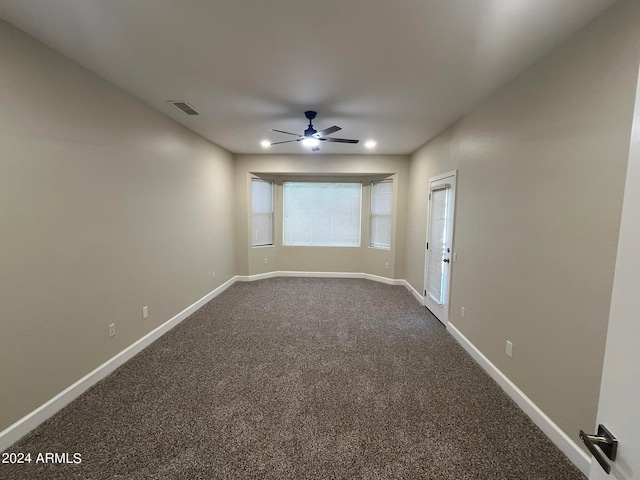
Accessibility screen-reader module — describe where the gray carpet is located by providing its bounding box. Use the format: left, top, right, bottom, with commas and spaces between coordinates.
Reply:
2, 278, 585, 479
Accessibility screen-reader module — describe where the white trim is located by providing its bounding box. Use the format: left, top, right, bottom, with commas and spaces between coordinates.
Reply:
1, 270, 590, 478
0, 276, 237, 452
363, 273, 405, 285
429, 183, 451, 191
236, 272, 276, 282
236, 270, 405, 286
1, 271, 406, 451
277, 270, 363, 279
429, 171, 457, 183
401, 280, 424, 304
446, 322, 591, 476
283, 181, 363, 248
424, 170, 457, 325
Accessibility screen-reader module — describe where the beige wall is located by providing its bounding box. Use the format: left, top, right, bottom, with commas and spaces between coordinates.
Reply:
0, 21, 236, 431
3, 0, 639, 462
234, 154, 409, 279
405, 1, 640, 448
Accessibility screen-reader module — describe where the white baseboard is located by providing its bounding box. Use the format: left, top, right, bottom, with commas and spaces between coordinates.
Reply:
446, 322, 591, 476
237, 270, 405, 285
0, 276, 237, 452
400, 280, 424, 304
1, 272, 403, 451
363, 273, 406, 286
1, 272, 590, 478
235, 272, 276, 282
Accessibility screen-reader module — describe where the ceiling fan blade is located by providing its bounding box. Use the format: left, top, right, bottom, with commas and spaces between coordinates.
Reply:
315, 125, 341, 137
311, 146, 320, 152
322, 137, 359, 144
270, 129, 301, 137
270, 139, 302, 145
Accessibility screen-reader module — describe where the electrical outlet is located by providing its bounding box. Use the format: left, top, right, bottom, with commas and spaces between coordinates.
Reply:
143, 306, 149, 319
108, 323, 116, 338
506, 340, 513, 358
461, 306, 465, 318
264, 258, 269, 265
212, 271, 216, 279
384, 262, 389, 270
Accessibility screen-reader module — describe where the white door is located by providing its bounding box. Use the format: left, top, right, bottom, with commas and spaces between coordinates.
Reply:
424, 171, 456, 324
587, 69, 640, 480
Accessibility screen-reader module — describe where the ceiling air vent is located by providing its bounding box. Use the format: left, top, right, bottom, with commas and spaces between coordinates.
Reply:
168, 101, 199, 116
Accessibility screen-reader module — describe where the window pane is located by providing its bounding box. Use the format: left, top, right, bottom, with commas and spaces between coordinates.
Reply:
283, 182, 361, 247
370, 180, 392, 249
426, 187, 448, 304
251, 180, 273, 246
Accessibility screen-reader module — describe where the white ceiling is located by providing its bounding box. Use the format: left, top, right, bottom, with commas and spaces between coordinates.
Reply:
0, 0, 617, 155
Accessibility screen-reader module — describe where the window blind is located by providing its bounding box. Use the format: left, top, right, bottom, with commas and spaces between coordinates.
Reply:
426, 187, 448, 305
283, 182, 362, 247
251, 179, 273, 246
370, 180, 392, 249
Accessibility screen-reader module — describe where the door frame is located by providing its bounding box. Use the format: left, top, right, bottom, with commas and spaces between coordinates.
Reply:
587, 62, 640, 480
423, 170, 457, 324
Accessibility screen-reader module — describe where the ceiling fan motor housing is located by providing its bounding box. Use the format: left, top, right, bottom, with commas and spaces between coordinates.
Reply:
304, 111, 317, 137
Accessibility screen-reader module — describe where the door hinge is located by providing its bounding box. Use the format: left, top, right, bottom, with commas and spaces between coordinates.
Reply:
424, 290, 426, 296
429, 192, 431, 200
426, 242, 429, 250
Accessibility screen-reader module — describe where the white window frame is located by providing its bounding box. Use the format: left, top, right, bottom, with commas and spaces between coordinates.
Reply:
369, 180, 392, 250
283, 181, 362, 247
251, 178, 274, 247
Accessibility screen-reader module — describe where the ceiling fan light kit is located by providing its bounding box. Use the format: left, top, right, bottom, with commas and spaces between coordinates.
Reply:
269, 111, 360, 152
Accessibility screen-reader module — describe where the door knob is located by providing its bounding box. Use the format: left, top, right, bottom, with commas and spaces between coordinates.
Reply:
443, 258, 450, 263
579, 424, 617, 474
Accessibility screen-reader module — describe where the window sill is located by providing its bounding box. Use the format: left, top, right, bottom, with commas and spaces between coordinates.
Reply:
369, 245, 391, 251
282, 244, 362, 248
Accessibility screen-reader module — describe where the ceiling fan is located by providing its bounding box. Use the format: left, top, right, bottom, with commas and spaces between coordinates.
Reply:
270, 111, 359, 152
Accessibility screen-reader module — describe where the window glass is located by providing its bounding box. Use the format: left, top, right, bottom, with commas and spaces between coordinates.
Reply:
251, 179, 273, 246
370, 180, 392, 249
283, 182, 362, 247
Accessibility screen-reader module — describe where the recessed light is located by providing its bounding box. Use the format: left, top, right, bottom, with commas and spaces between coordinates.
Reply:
260, 139, 271, 149
364, 140, 377, 149
302, 138, 319, 147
